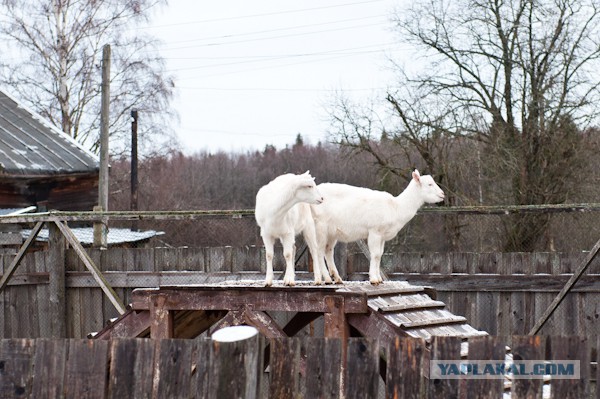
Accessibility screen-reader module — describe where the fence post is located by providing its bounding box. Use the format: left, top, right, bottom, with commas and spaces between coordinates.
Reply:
48, 223, 66, 338
209, 326, 263, 399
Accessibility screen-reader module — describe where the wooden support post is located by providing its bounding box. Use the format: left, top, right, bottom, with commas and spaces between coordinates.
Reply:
48, 223, 66, 338
150, 295, 173, 339
324, 295, 349, 398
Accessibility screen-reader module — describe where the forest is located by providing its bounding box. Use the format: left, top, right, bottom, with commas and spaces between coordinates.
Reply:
107, 132, 600, 253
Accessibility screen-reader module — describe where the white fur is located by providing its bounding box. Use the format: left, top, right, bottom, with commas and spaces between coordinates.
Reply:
255, 171, 329, 286
311, 170, 445, 285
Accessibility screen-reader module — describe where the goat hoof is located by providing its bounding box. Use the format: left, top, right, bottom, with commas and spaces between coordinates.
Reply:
334, 279, 344, 285
284, 279, 295, 286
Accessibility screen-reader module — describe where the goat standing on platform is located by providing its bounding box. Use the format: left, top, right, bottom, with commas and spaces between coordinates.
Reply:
255, 171, 329, 286
311, 170, 445, 285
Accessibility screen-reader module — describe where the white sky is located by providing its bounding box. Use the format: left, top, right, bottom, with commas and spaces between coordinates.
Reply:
145, 0, 406, 154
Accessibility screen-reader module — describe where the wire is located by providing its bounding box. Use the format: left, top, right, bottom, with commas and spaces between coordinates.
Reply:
147, 0, 386, 28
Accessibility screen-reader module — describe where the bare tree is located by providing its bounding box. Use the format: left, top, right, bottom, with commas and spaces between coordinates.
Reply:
330, 0, 600, 251
0, 0, 177, 156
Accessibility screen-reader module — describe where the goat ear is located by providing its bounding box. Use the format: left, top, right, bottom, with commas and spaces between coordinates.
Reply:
412, 169, 421, 183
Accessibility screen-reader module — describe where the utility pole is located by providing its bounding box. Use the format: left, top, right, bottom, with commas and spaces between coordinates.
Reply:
94, 44, 110, 247
131, 109, 139, 231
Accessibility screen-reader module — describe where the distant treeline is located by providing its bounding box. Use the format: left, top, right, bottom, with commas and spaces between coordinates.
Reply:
109, 139, 400, 212
107, 134, 600, 252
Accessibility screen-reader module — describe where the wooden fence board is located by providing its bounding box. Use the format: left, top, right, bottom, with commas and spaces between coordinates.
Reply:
511, 335, 544, 399
386, 337, 425, 399
464, 336, 505, 399
64, 340, 109, 399
107, 339, 155, 399
269, 338, 301, 399
0, 339, 35, 398
154, 339, 194, 398
549, 336, 589, 399
429, 336, 461, 398
344, 338, 380, 399
305, 338, 342, 399
190, 339, 212, 399
30, 339, 67, 399
208, 333, 262, 399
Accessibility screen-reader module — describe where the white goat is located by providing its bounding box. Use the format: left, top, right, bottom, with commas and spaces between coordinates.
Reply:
255, 171, 330, 286
311, 170, 445, 285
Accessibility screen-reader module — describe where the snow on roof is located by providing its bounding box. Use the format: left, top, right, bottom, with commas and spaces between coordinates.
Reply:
0, 90, 98, 175
22, 227, 164, 246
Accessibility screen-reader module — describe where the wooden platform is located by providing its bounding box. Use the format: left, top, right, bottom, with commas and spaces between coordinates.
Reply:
91, 281, 486, 344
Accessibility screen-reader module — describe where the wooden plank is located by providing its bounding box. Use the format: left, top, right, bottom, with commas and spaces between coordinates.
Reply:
549, 336, 588, 399
344, 338, 379, 399
429, 336, 461, 398
463, 336, 504, 399
0, 221, 43, 291
305, 338, 342, 399
0, 339, 35, 398
154, 339, 194, 398
511, 335, 544, 399
269, 338, 301, 399
377, 299, 446, 312
54, 221, 126, 314
386, 337, 425, 399
30, 339, 67, 399
400, 315, 467, 329
63, 340, 109, 399
107, 339, 155, 399
208, 329, 263, 399
191, 339, 212, 399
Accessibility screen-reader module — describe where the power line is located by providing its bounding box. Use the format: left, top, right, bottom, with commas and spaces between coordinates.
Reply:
157, 21, 389, 51
147, 0, 386, 29
153, 14, 386, 48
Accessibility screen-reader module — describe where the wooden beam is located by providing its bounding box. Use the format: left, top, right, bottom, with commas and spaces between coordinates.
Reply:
130, 287, 367, 314
529, 236, 600, 335
48, 223, 66, 338
92, 309, 151, 339
54, 221, 126, 314
0, 221, 43, 291
242, 309, 287, 339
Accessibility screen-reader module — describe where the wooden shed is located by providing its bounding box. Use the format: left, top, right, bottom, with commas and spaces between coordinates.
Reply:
0, 90, 99, 211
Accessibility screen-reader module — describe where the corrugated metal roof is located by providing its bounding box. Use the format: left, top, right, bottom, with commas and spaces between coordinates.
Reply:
0, 90, 98, 175
22, 227, 164, 245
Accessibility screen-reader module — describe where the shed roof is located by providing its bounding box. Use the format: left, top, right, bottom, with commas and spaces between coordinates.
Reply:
22, 227, 164, 246
0, 90, 98, 176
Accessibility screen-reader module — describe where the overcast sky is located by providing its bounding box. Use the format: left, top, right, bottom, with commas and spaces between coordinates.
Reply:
146, 0, 406, 154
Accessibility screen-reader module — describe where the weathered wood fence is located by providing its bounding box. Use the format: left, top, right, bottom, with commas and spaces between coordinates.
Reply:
0, 335, 594, 399
1, 247, 599, 340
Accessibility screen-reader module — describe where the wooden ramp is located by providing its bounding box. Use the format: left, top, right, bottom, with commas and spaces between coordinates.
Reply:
91, 281, 486, 344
